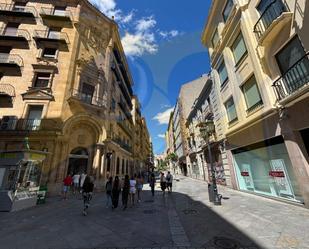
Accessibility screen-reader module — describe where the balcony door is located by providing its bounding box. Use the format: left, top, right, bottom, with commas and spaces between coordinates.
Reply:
53, 6, 66, 16
257, 0, 286, 29
276, 36, 309, 92
26, 105, 43, 130
48, 28, 61, 39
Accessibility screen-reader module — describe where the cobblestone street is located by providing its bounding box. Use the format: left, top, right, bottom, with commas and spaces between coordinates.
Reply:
0, 177, 309, 249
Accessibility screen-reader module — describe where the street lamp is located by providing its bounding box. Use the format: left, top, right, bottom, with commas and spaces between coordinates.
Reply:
198, 120, 222, 205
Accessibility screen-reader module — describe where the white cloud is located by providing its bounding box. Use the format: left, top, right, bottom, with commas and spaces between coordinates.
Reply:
159, 30, 181, 39
152, 107, 174, 125
136, 16, 156, 32
89, 0, 119, 17
122, 10, 135, 24
158, 134, 166, 139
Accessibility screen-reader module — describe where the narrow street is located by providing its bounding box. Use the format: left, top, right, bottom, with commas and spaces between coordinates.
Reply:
1, 177, 309, 249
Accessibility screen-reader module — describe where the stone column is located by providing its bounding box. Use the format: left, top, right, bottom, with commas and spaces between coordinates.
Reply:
92, 145, 101, 180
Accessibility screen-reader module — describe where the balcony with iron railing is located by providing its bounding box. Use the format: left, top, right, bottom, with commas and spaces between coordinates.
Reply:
112, 137, 133, 153
33, 30, 70, 45
68, 88, 107, 108
0, 118, 61, 132
0, 3, 37, 18
0, 28, 30, 45
273, 52, 309, 102
254, 0, 291, 45
40, 7, 73, 24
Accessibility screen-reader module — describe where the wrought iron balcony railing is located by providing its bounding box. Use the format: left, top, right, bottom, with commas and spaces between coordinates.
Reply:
0, 3, 37, 17
254, 0, 288, 41
0, 53, 23, 67
69, 88, 107, 108
33, 30, 70, 44
0, 118, 60, 131
273, 52, 309, 101
0, 28, 30, 41
112, 137, 133, 153
40, 7, 72, 21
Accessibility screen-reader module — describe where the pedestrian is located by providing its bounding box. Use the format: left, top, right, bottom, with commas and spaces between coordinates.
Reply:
122, 174, 130, 210
149, 173, 156, 197
72, 172, 80, 194
129, 175, 137, 206
166, 171, 173, 192
112, 176, 121, 209
80, 172, 86, 192
136, 173, 144, 202
63, 174, 72, 200
82, 175, 94, 216
105, 177, 113, 208
160, 172, 167, 196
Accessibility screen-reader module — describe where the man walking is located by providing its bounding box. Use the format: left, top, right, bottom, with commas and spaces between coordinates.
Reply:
82, 176, 94, 216
166, 171, 173, 193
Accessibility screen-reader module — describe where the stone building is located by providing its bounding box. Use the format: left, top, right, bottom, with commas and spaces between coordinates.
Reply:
202, 0, 309, 207
0, 0, 151, 194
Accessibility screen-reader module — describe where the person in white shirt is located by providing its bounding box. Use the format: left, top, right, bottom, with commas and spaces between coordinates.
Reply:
166, 171, 173, 192
80, 172, 86, 193
72, 173, 80, 194
129, 175, 137, 206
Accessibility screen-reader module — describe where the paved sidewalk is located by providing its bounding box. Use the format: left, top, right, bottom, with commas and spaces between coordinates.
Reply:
0, 177, 309, 249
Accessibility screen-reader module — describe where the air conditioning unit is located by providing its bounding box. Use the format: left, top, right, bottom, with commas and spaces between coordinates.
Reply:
0, 115, 17, 130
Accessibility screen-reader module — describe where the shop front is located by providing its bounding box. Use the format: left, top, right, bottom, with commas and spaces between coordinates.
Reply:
232, 136, 304, 203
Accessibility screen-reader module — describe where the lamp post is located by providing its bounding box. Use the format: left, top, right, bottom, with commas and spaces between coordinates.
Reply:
199, 120, 221, 205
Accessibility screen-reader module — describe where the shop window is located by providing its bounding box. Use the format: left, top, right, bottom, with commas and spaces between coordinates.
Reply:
33, 72, 51, 88
225, 97, 237, 124
222, 0, 234, 22
242, 75, 263, 113
42, 48, 58, 59
217, 60, 228, 86
232, 32, 247, 66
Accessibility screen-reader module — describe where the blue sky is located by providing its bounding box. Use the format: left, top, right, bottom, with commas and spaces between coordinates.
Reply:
90, 0, 211, 154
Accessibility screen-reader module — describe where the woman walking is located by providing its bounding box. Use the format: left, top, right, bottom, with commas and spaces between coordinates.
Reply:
105, 177, 113, 208
112, 176, 121, 209
160, 172, 167, 196
129, 175, 137, 206
149, 173, 156, 197
136, 173, 144, 202
122, 174, 130, 210
82, 176, 94, 216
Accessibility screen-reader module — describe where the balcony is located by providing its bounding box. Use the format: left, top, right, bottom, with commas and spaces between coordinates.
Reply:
68, 88, 107, 108
112, 137, 133, 153
117, 119, 132, 138
0, 4, 37, 21
40, 7, 73, 27
0, 53, 23, 76
0, 118, 60, 132
254, 0, 292, 45
118, 100, 132, 119
0, 28, 30, 48
273, 52, 309, 102
33, 30, 69, 46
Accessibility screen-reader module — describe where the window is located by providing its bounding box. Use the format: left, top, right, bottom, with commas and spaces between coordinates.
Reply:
276, 36, 308, 74
54, 6, 66, 16
225, 97, 238, 124
34, 73, 51, 88
121, 159, 125, 174
223, 0, 234, 22
26, 105, 43, 130
242, 75, 263, 112
218, 60, 228, 86
5, 23, 19, 36
126, 160, 129, 174
48, 28, 61, 39
111, 98, 116, 111
81, 83, 95, 104
211, 29, 219, 48
13, 2, 26, 12
232, 33, 247, 65
42, 48, 57, 59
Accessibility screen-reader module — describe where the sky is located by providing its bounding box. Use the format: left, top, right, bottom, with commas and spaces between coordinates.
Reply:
90, 0, 211, 155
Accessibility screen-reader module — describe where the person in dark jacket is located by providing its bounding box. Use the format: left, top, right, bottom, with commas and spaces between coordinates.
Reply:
121, 174, 130, 210
149, 173, 156, 197
105, 177, 113, 208
82, 176, 94, 216
112, 176, 121, 209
